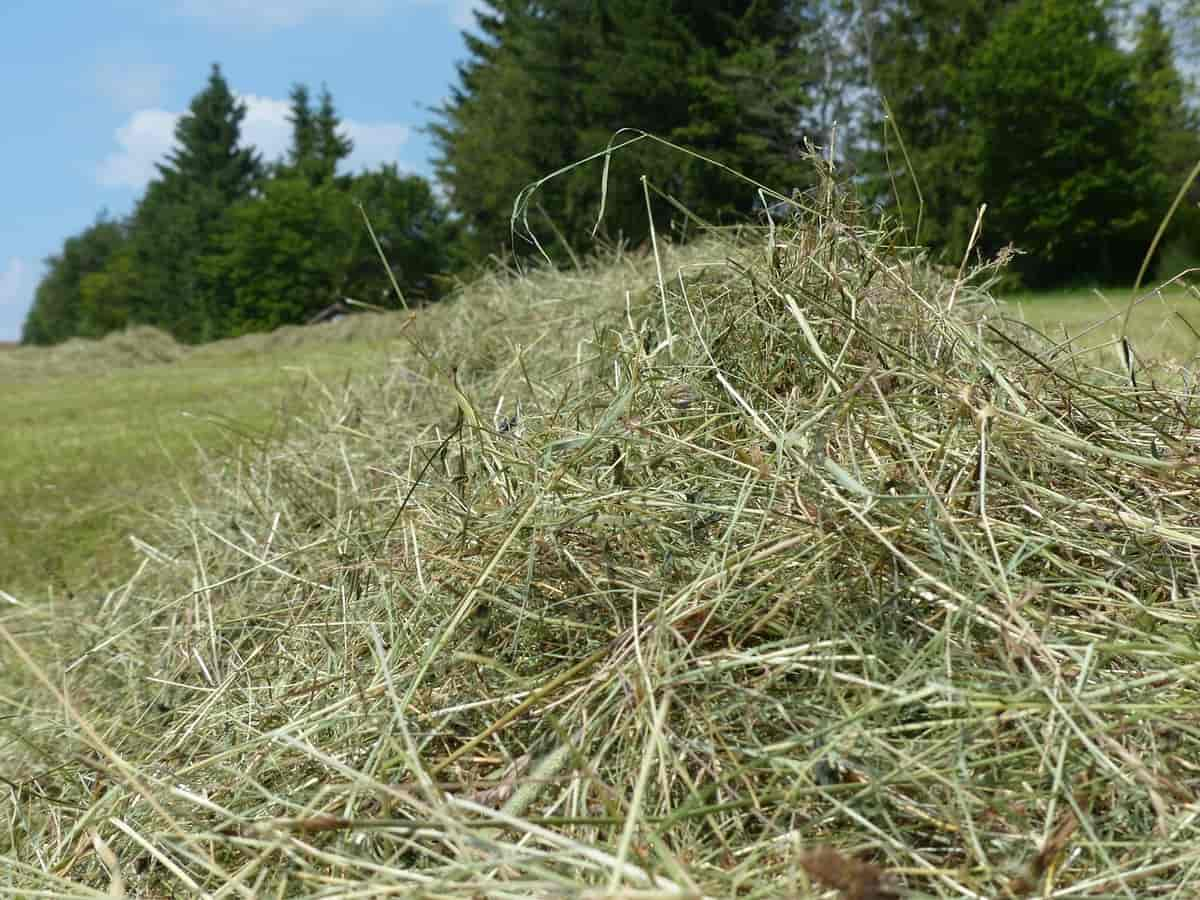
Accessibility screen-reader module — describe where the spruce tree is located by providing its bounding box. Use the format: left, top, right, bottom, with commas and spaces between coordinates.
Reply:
283, 83, 354, 185
285, 83, 317, 174
314, 85, 354, 184
432, 1, 825, 261
1131, 3, 1200, 277
128, 63, 262, 341
431, 0, 582, 259
860, 0, 1017, 253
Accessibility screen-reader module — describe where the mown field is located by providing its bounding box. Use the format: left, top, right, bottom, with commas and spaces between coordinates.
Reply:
3, 279, 1197, 603
3, 209, 1200, 896
0, 317, 418, 598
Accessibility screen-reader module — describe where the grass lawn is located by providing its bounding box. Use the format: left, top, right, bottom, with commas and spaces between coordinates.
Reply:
1000, 281, 1200, 374
0, 318, 411, 599
6, 218, 1200, 896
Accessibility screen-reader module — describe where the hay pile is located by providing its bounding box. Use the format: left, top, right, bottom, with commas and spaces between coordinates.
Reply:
4, 167, 1200, 898
0, 325, 188, 381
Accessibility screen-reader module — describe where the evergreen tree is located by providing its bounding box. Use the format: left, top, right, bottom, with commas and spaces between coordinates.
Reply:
154, 64, 262, 206
314, 85, 354, 184
431, 0, 584, 259
860, 0, 1017, 252
1130, 3, 1200, 276
432, 1, 825, 260
285, 83, 317, 173
128, 63, 262, 341
962, 0, 1160, 284
283, 83, 354, 185
573, 1, 821, 243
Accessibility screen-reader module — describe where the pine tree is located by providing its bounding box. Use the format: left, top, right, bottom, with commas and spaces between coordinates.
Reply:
860, 0, 1017, 253
1131, 3, 1200, 276
431, 0, 583, 259
283, 83, 354, 185
314, 85, 354, 184
285, 83, 317, 173
128, 63, 262, 341
158, 63, 262, 202
432, 1, 826, 261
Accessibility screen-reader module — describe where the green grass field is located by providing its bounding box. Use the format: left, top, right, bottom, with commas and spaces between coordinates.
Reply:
3, 280, 1198, 601
0, 317, 414, 598
998, 282, 1200, 374
4, 225, 1200, 895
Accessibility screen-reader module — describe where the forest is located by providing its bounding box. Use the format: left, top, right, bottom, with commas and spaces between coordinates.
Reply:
21, 0, 1200, 346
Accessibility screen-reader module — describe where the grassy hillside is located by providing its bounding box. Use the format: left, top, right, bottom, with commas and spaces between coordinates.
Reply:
0, 318, 416, 597
1001, 281, 1200, 373
4, 276, 1195, 604
4, 175, 1200, 896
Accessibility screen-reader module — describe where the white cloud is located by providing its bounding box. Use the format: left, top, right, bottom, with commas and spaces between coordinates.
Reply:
0, 258, 28, 305
95, 108, 179, 189
95, 94, 413, 191
94, 61, 171, 111
175, 0, 478, 29
239, 94, 413, 171
344, 120, 412, 170
0, 257, 33, 310
238, 93, 294, 163
0, 257, 39, 342
175, 0, 388, 28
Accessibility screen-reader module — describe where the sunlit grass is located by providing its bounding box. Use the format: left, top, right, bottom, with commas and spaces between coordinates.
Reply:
4, 149, 1200, 896
1003, 280, 1200, 373
0, 320, 409, 597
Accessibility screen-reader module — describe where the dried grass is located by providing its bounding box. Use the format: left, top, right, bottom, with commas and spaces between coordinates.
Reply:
3, 151, 1200, 898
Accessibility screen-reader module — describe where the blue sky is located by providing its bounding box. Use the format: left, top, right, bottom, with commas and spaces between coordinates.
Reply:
0, 0, 479, 342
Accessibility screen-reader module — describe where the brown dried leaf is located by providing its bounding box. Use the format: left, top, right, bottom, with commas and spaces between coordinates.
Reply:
799, 846, 900, 900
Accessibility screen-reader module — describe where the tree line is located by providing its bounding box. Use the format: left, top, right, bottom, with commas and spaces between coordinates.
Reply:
23, 1, 1200, 345
23, 67, 455, 345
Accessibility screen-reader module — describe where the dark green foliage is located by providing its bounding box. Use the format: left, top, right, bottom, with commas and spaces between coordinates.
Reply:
126, 180, 225, 342
158, 64, 263, 200
201, 177, 352, 335
862, 0, 1018, 253
344, 164, 456, 304
78, 244, 139, 336
430, 0, 583, 260
432, 1, 825, 260
282, 83, 355, 186
1130, 3, 1200, 278
203, 166, 453, 335
21, 216, 128, 345
23, 67, 454, 346
127, 63, 264, 342
314, 86, 355, 184
962, 0, 1159, 285
285, 84, 317, 173
864, 0, 1193, 287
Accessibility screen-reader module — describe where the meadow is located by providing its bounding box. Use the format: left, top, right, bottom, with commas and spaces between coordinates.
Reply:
4, 279, 1197, 602
3, 178, 1200, 896
0, 318, 416, 597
